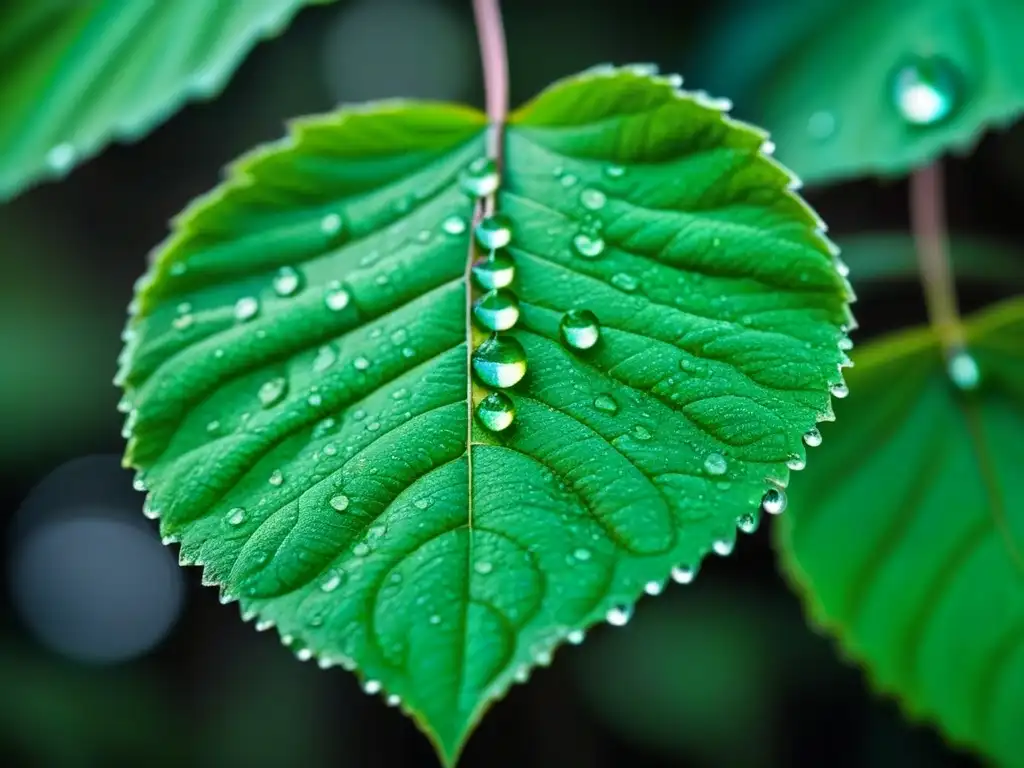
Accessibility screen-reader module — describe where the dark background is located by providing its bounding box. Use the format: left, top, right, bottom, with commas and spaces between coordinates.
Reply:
2, 1, 1021, 766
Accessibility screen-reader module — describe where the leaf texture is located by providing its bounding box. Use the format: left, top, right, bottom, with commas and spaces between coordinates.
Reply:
778, 297, 1024, 767
0, 0, 332, 200
119, 65, 853, 763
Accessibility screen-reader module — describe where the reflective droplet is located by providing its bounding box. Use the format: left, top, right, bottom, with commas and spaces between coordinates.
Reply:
830, 382, 850, 399
363, 680, 382, 695
46, 143, 76, 172
761, 487, 787, 515
353, 356, 371, 371
632, 425, 652, 441
321, 572, 342, 592
471, 250, 516, 290
644, 579, 664, 596
234, 296, 259, 322
473, 289, 520, 331
838, 336, 854, 351
321, 213, 343, 235
606, 604, 633, 627
429, 614, 441, 625
567, 629, 585, 644
313, 344, 337, 372
703, 452, 728, 476
611, 272, 639, 292
671, 563, 697, 584
386, 694, 401, 708
353, 542, 370, 557
460, 157, 500, 198
475, 391, 516, 432
472, 335, 527, 388
807, 110, 837, 140
580, 188, 606, 211
258, 377, 288, 407
475, 213, 513, 249
573, 547, 592, 562
571, 232, 605, 259
737, 510, 760, 534
442, 215, 467, 235
307, 392, 323, 407
474, 561, 493, 575
559, 309, 601, 350
560, 173, 578, 188
593, 393, 618, 414
330, 494, 350, 512
273, 266, 303, 297
947, 349, 981, 391
172, 312, 194, 330
803, 427, 823, 447
324, 282, 351, 311
268, 469, 284, 487
891, 55, 960, 126
226, 507, 246, 526
786, 455, 806, 471
712, 537, 734, 556
604, 165, 625, 178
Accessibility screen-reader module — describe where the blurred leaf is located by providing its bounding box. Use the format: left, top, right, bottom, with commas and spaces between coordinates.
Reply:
0, 0, 334, 200
117, 65, 852, 764
778, 296, 1024, 767
840, 234, 1024, 286
699, 0, 1024, 183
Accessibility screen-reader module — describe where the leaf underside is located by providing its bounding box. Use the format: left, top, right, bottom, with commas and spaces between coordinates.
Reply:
0, 0, 331, 200
778, 296, 1024, 767
699, 0, 1024, 183
119, 65, 852, 763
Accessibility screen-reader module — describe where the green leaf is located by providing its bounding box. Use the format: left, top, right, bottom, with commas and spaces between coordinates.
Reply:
0, 0, 332, 200
777, 296, 1024, 767
698, 0, 1024, 183
118, 65, 852, 764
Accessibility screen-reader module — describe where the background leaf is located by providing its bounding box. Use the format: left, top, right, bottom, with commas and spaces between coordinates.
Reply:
119, 66, 852, 763
0, 0, 333, 200
778, 296, 1024, 767
696, 0, 1024, 183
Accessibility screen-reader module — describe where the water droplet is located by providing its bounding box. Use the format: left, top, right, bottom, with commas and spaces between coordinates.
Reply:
573, 547, 592, 562
460, 157, 500, 198
321, 572, 343, 592
442, 215, 467, 235
330, 494, 350, 512
703, 452, 728, 476
363, 680, 382, 695
632, 425, 652, 441
571, 232, 605, 259
891, 55, 960, 126
415, 229, 432, 244
474, 561, 493, 575
712, 537, 735, 556
830, 382, 849, 399
472, 335, 527, 388
593, 393, 618, 414
644, 579, 664, 596
353, 542, 370, 557
172, 313, 194, 330
273, 266, 302, 297
838, 336, 854, 351
559, 309, 601, 350
307, 392, 323, 407
324, 282, 351, 311
803, 427, 823, 447
258, 377, 288, 407
567, 629, 586, 644
472, 249, 516, 290
761, 487, 787, 515
386, 694, 401, 707
807, 110, 837, 140
353, 356, 371, 371
606, 604, 633, 627
671, 563, 697, 584
414, 498, 431, 510
429, 614, 441, 625
611, 272, 639, 292
226, 507, 246, 526
737, 510, 760, 534
312, 344, 337, 372
947, 349, 981, 391
47, 143, 76, 172
475, 391, 516, 432
234, 296, 259, 322
604, 164, 625, 178
268, 469, 284, 487
560, 173, 578, 188
321, 213, 343, 235
580, 188, 606, 211
475, 213, 513, 250
473, 289, 520, 331
786, 455, 806, 471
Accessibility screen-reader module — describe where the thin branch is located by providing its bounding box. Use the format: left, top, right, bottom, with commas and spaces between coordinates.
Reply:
473, 0, 509, 133
910, 162, 965, 353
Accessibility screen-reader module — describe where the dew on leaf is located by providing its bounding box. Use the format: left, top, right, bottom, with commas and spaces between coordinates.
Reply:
838, 336, 854, 351
363, 680, 382, 695
353, 356, 371, 371
386, 694, 401, 708
172, 313, 194, 330
579, 188, 606, 211
560, 173, 578, 188
472, 336, 527, 388
460, 157, 500, 198
320, 212, 343, 235
593, 393, 618, 414
606, 604, 633, 627
324, 282, 351, 311
947, 349, 981, 391
571, 232, 605, 259
472, 249, 516, 290
611, 272, 639, 292
268, 469, 284, 487
475, 391, 516, 432
429, 614, 441, 625
567, 629, 586, 644
803, 427, 823, 447
307, 392, 323, 407
559, 309, 601, 350
712, 537, 735, 556
703, 452, 728, 476
234, 296, 259, 322
473, 289, 520, 331
258, 377, 288, 408
644, 579, 664, 596
226, 507, 246, 526
671, 563, 698, 584
604, 164, 625, 178
474, 561, 494, 575
273, 266, 302, 297
313, 344, 337, 372
353, 542, 370, 557
786, 455, 806, 471
330, 494, 350, 512
632, 425, 652, 441
761, 487, 787, 515
321, 572, 343, 592
830, 382, 849, 399
46, 142, 76, 172
475, 213, 513, 249
573, 547, 592, 562
442, 215, 467, 235
890, 55, 960, 126
737, 510, 760, 534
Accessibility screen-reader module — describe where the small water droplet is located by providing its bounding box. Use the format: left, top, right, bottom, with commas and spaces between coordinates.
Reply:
573, 547, 592, 562
737, 510, 760, 534
830, 382, 849, 399
234, 296, 259, 322
172, 313, 194, 330
632, 425, 652, 441
786, 455, 806, 471
258, 377, 288, 408
838, 337, 854, 351
807, 110, 837, 140
891, 55, 960, 126
472, 249, 516, 289
473, 289, 520, 331
671, 564, 698, 584
324, 282, 351, 311
606, 604, 633, 627
330, 494, 350, 512
321, 571, 343, 592
307, 392, 323, 407
644, 579, 664, 596
313, 344, 337, 372
567, 629, 586, 644
429, 614, 442, 625
47, 143, 76, 172
761, 487, 787, 515
947, 349, 981, 391
414, 498, 431, 510
475, 391, 516, 432
321, 213, 343, 235
353, 542, 370, 557
268, 469, 284, 487
472, 336, 527, 388
363, 680, 382, 695
593, 393, 618, 414
803, 427, 823, 447
460, 157, 500, 197
604, 165, 625, 178
475, 213, 513, 249
571, 232, 605, 259
712, 537, 735, 556
703, 452, 728, 476
226, 507, 246, 526
386, 694, 401, 707
442, 214, 467, 235
474, 561, 493, 575
559, 309, 601, 350
611, 272, 639, 292
273, 266, 303, 297
353, 356, 371, 371
560, 173, 578, 188
580, 188, 607, 211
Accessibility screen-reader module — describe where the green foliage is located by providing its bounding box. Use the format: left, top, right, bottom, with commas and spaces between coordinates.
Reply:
0, 0, 332, 200
117, 65, 852, 762
700, 0, 1024, 183
778, 295, 1024, 768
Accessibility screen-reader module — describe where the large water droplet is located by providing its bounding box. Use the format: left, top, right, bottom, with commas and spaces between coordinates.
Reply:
330, 494, 350, 512
737, 510, 760, 534
460, 157, 500, 198
703, 452, 728, 476
475, 391, 516, 432
606, 604, 633, 627
559, 309, 601, 350
593, 393, 618, 414
475, 213, 513, 249
947, 349, 981, 391
786, 455, 806, 471
891, 55, 960, 126
234, 296, 259, 322
571, 232, 605, 258
472, 335, 527, 388
473, 289, 520, 331
671, 563, 698, 584
712, 537, 734, 556
580, 188, 606, 211
442, 215, 467, 235
471, 249, 516, 290
258, 377, 288, 407
324, 282, 351, 311
321, 571, 343, 592
273, 266, 303, 297
226, 507, 246, 526
830, 382, 849, 399
803, 427, 823, 447
761, 487, 787, 515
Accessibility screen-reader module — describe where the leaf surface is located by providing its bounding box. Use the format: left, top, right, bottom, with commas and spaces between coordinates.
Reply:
778, 296, 1024, 767
0, 0, 331, 199
119, 66, 852, 763
698, 0, 1024, 183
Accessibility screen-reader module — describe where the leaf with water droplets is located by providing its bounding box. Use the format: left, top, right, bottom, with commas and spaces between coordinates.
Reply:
119, 66, 850, 764
777, 297, 1024, 767
0, 0, 336, 200
698, 0, 1024, 182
